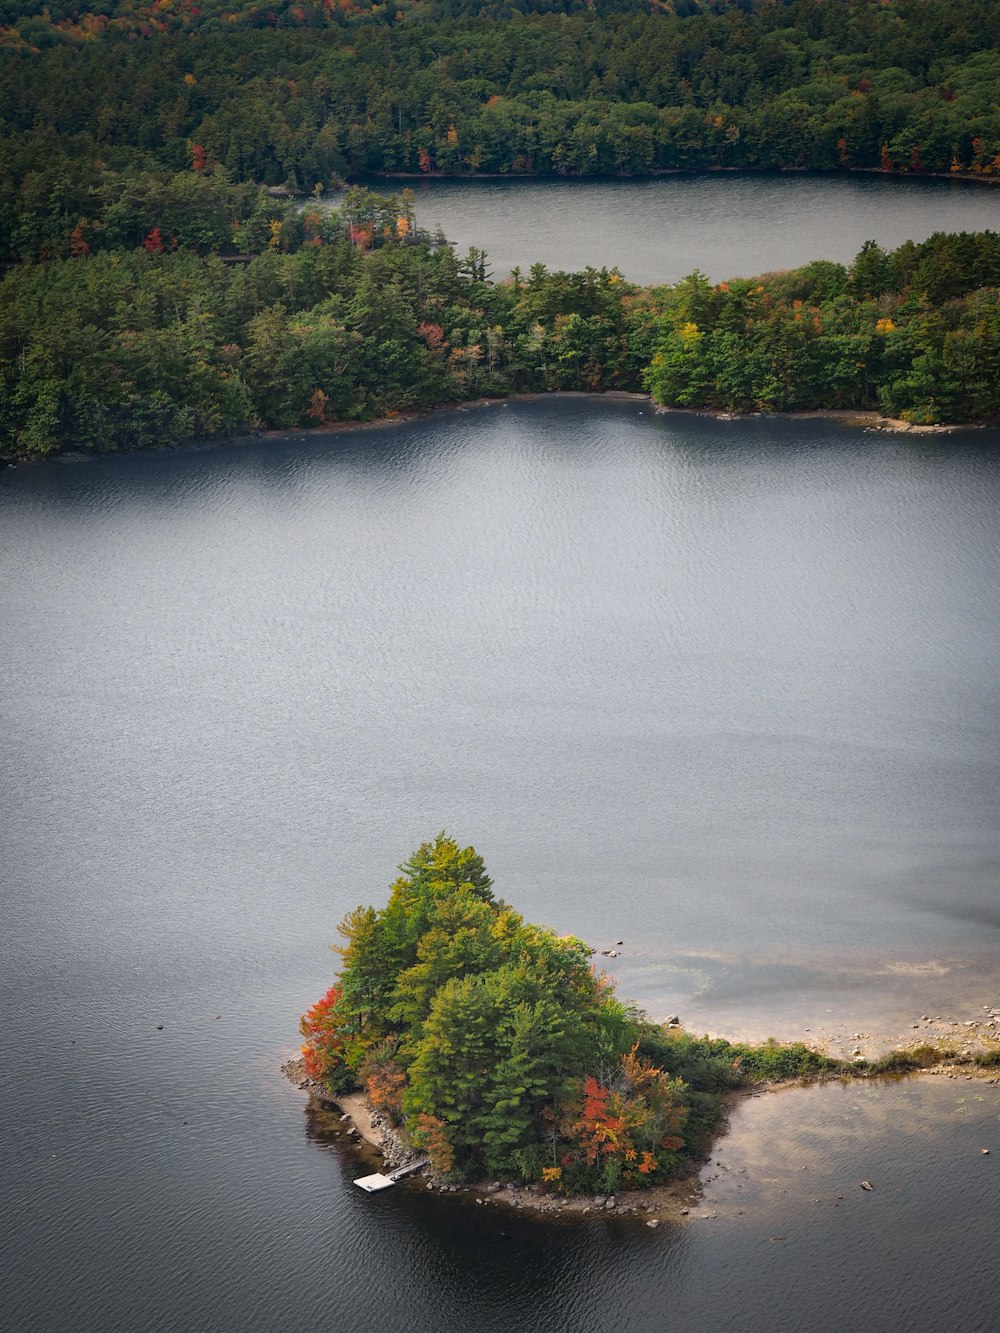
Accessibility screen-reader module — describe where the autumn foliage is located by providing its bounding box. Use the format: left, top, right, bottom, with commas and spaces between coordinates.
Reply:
410, 1113, 455, 1175
297, 836, 697, 1190
557, 1048, 687, 1192
294, 836, 850, 1190
299, 984, 352, 1090
68, 223, 89, 258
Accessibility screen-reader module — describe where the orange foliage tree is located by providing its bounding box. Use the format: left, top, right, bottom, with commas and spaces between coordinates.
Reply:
558, 1045, 687, 1193
299, 984, 353, 1091
359, 1041, 406, 1123
410, 1113, 455, 1174
68, 221, 89, 257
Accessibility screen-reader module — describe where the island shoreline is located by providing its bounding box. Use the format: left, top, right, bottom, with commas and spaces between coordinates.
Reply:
282, 1042, 999, 1226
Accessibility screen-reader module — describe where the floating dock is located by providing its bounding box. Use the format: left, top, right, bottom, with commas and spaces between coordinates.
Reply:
354, 1159, 429, 1192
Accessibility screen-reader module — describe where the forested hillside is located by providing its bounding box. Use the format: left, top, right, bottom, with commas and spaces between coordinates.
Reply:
2, 1, 998, 450
2, 0, 999, 261
2, 189, 998, 458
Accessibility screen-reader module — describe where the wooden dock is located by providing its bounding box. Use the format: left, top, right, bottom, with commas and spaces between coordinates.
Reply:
354, 1159, 429, 1193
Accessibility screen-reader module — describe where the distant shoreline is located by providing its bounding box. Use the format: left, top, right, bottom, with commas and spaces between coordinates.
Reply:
257, 393, 979, 445
8, 393, 985, 468
355, 165, 1000, 189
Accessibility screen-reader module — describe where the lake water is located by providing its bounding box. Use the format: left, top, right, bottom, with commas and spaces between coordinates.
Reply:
353, 172, 1000, 283
3, 399, 999, 1330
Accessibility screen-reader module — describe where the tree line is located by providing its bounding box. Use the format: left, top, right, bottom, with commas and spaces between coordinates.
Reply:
1, 0, 999, 261
298, 834, 836, 1190
1, 189, 997, 457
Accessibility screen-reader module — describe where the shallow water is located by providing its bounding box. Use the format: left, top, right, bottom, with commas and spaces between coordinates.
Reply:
354, 172, 1000, 283
3, 400, 999, 1329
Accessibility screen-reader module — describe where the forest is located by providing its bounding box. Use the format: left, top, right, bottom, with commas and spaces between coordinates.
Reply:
298, 834, 837, 1190
2, 1, 999, 452
1, 187, 998, 458
1, 1, 999, 262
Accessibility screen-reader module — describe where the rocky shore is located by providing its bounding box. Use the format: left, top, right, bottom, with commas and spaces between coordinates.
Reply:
280, 1055, 702, 1222
282, 1020, 999, 1226
802, 1003, 1000, 1065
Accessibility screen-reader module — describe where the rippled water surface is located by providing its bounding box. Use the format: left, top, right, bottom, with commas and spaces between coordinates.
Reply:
3, 400, 999, 1330
354, 173, 1000, 283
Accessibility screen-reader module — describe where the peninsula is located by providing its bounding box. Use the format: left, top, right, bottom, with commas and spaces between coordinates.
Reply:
3, 190, 999, 462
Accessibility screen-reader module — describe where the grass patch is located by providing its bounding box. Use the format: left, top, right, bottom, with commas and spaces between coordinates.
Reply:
638, 1028, 844, 1088
863, 1044, 947, 1073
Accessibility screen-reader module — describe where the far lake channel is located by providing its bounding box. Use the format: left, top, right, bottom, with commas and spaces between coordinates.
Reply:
353, 170, 1000, 283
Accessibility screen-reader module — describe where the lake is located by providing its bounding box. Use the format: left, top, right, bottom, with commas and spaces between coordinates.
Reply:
350, 172, 1000, 284
3, 397, 999, 1329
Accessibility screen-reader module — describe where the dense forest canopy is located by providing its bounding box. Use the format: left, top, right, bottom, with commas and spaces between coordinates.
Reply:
2, 1, 998, 447
1, 1, 999, 261
2, 190, 998, 458
298, 835, 837, 1189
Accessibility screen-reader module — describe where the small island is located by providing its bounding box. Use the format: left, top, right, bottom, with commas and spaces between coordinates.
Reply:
289, 834, 844, 1202
289, 834, 1000, 1213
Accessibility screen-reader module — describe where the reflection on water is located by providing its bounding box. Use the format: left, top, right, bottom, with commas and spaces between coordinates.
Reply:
703, 1077, 999, 1221
296, 1075, 1000, 1332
